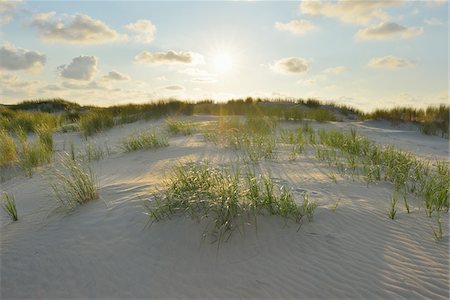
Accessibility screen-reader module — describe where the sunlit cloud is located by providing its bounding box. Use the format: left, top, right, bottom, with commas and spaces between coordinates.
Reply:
125, 19, 156, 43
0, 71, 41, 97
356, 22, 423, 40
0, 43, 46, 72
274, 19, 318, 35
300, 0, 405, 25
31, 12, 125, 44
162, 85, 184, 91
102, 71, 130, 81
58, 56, 98, 81
424, 18, 446, 26
0, 0, 22, 24
62, 81, 106, 90
426, 0, 448, 6
297, 74, 327, 86
323, 66, 345, 74
368, 55, 416, 69
272, 57, 308, 74
135, 50, 205, 65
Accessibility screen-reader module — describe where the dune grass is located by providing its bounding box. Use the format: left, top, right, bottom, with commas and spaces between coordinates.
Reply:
79, 110, 114, 137
82, 142, 111, 161
121, 131, 169, 152
165, 118, 194, 135
145, 161, 317, 243
203, 116, 278, 161
314, 128, 449, 215
0, 130, 16, 167
388, 192, 398, 220
50, 154, 99, 208
1, 192, 18, 221
17, 128, 53, 177
432, 211, 443, 241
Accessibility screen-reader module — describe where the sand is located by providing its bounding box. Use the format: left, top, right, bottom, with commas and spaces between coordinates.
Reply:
1, 116, 449, 299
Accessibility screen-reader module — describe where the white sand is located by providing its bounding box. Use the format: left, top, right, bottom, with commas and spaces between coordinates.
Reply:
1, 117, 449, 299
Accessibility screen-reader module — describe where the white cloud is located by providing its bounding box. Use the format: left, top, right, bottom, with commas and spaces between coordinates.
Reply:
191, 77, 217, 83
274, 19, 318, 35
162, 85, 184, 91
368, 55, 416, 69
58, 56, 98, 80
178, 68, 217, 83
125, 19, 156, 43
0, 43, 46, 71
135, 50, 205, 65
424, 18, 446, 26
0, 0, 22, 24
297, 74, 327, 86
178, 68, 212, 77
356, 22, 423, 40
272, 57, 309, 74
31, 12, 124, 44
323, 66, 345, 74
300, 0, 404, 25
426, 0, 448, 6
102, 71, 130, 81
0, 71, 40, 97
61, 81, 106, 90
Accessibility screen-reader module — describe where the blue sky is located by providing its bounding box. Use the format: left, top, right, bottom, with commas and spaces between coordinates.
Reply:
0, 0, 448, 111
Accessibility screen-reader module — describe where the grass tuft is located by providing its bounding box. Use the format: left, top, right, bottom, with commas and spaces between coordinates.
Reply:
388, 192, 398, 220
1, 192, 18, 221
0, 130, 16, 167
145, 161, 316, 243
121, 131, 169, 152
165, 118, 194, 135
50, 154, 99, 208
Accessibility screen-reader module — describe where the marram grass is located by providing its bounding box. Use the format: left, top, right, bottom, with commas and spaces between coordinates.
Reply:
50, 153, 99, 208
1, 192, 18, 221
121, 131, 169, 152
145, 161, 317, 243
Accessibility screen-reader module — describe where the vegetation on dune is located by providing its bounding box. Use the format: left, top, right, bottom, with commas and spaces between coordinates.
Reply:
314, 128, 449, 215
121, 131, 169, 152
16, 128, 53, 177
0, 107, 59, 133
4, 98, 448, 139
1, 192, 18, 221
0, 130, 17, 167
203, 116, 278, 161
79, 110, 114, 137
365, 104, 449, 138
165, 118, 195, 135
145, 161, 317, 243
50, 154, 99, 208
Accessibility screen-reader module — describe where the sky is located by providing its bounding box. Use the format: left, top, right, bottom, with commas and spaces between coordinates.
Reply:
0, 0, 448, 111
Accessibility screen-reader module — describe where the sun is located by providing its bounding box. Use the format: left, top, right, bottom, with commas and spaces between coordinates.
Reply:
213, 52, 233, 73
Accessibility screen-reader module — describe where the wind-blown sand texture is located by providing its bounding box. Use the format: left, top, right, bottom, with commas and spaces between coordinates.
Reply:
1, 116, 449, 299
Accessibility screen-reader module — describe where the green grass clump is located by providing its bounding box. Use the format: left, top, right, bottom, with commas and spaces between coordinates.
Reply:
432, 211, 443, 241
0, 108, 58, 133
0, 130, 16, 167
83, 142, 109, 161
315, 128, 450, 214
145, 161, 317, 243
165, 118, 194, 135
1, 192, 18, 221
203, 117, 278, 161
50, 154, 99, 208
79, 110, 114, 137
17, 128, 52, 177
388, 192, 398, 220
121, 131, 169, 152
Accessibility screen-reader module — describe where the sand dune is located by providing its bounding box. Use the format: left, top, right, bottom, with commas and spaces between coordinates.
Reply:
1, 117, 448, 299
